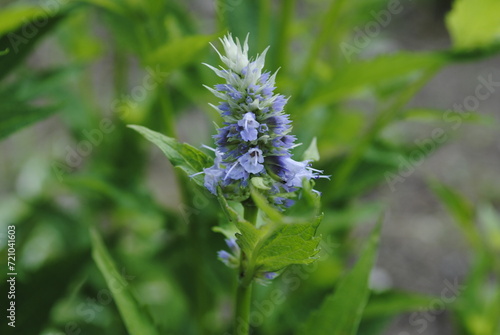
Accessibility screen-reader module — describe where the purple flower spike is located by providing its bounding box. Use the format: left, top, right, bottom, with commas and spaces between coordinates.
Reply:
196, 34, 327, 207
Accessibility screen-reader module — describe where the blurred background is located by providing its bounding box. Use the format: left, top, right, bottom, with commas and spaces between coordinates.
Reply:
1, 0, 499, 334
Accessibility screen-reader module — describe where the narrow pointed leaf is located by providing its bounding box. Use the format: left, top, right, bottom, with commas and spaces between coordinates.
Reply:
429, 181, 482, 249
298, 217, 383, 335
217, 187, 321, 275
0, 6, 69, 79
90, 228, 159, 335
128, 125, 212, 186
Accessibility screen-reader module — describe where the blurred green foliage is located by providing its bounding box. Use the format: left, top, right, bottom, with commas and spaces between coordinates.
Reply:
0, 0, 499, 334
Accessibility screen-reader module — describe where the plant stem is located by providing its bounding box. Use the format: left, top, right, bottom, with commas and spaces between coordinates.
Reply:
235, 280, 253, 335
243, 200, 259, 223
234, 203, 258, 335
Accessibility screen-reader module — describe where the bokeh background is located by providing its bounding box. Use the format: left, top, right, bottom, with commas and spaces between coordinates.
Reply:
1, 0, 499, 334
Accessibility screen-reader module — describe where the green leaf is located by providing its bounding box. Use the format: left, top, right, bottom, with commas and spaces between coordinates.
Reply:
363, 290, 440, 319
0, 6, 48, 36
216, 187, 322, 276
324, 137, 447, 203
0, 67, 76, 140
90, 228, 160, 335
298, 217, 382, 335
359, 289, 439, 335
429, 181, 482, 249
0, 48, 8, 55
0, 7, 68, 79
453, 253, 498, 335
307, 52, 448, 107
446, 0, 500, 50
478, 204, 500, 252
251, 176, 271, 190
146, 34, 218, 72
77, 0, 129, 16
0, 103, 59, 140
128, 125, 212, 186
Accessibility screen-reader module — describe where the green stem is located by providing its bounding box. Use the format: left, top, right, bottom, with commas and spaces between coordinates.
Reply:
234, 280, 253, 335
234, 203, 258, 335
243, 200, 258, 223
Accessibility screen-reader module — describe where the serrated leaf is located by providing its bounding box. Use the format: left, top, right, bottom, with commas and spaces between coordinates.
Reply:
128, 125, 212, 186
255, 216, 322, 271
298, 217, 382, 335
217, 186, 322, 276
90, 228, 160, 335
446, 0, 500, 50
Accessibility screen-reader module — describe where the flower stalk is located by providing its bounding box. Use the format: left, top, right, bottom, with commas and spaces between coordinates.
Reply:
234, 203, 258, 335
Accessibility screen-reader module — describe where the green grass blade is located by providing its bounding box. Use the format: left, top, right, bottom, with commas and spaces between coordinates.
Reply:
90, 228, 160, 335
429, 181, 482, 249
298, 217, 382, 335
